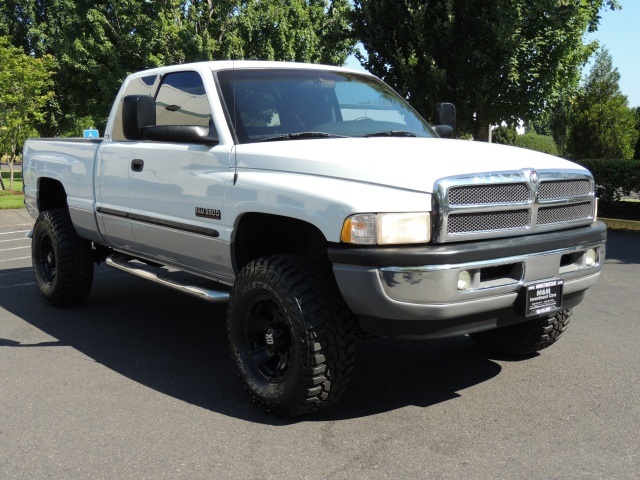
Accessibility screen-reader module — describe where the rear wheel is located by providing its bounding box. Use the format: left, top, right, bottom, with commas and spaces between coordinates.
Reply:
470, 310, 572, 357
32, 209, 94, 306
227, 255, 355, 417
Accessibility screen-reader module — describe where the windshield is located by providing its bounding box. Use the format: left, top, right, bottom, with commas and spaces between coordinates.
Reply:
216, 69, 436, 144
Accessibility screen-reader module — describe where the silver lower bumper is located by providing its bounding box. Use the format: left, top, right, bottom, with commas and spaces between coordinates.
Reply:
332, 241, 605, 322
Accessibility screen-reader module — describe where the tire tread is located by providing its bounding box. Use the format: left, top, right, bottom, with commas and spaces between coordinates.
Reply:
470, 310, 572, 357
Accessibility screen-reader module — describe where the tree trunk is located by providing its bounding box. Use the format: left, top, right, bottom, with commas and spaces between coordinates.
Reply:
474, 108, 490, 142
9, 140, 17, 191
9, 157, 14, 191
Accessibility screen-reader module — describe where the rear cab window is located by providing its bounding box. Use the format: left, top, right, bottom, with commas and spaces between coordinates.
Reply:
155, 71, 212, 127
111, 71, 213, 141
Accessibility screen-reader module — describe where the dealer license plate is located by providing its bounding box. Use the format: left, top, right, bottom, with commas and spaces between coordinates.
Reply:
521, 279, 564, 317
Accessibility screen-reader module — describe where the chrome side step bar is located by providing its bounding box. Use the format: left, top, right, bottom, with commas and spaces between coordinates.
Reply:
105, 254, 230, 303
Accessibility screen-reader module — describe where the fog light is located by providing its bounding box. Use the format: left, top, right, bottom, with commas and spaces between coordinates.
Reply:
585, 248, 597, 267
457, 270, 472, 291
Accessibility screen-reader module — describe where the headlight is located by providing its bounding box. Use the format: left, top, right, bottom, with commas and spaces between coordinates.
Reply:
341, 212, 431, 245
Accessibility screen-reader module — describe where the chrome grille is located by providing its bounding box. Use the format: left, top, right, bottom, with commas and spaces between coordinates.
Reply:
448, 184, 529, 205
538, 180, 591, 200
537, 202, 593, 225
433, 169, 596, 243
448, 210, 530, 234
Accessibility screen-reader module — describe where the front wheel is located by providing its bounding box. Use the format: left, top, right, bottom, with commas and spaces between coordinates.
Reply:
32, 209, 94, 306
470, 310, 572, 357
227, 255, 356, 417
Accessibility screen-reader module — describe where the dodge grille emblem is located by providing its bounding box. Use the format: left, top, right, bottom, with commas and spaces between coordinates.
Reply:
529, 170, 539, 184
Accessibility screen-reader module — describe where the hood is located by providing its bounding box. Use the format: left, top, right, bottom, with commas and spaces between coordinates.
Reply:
234, 137, 586, 193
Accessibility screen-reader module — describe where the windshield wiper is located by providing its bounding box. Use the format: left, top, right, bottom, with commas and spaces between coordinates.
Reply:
362, 130, 418, 138
256, 132, 346, 142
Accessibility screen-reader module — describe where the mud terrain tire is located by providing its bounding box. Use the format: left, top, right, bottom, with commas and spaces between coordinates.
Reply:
227, 255, 355, 417
32, 209, 94, 306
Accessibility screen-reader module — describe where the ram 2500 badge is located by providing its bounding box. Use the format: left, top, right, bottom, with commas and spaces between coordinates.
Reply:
22, 61, 606, 417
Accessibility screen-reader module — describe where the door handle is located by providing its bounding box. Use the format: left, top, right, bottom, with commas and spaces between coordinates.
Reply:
131, 159, 144, 172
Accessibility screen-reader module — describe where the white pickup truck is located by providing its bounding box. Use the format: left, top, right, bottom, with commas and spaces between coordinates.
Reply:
23, 61, 606, 417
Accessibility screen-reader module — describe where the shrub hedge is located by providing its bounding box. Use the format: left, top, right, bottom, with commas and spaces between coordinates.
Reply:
574, 158, 640, 204
1, 171, 22, 182
515, 133, 559, 156
491, 126, 517, 146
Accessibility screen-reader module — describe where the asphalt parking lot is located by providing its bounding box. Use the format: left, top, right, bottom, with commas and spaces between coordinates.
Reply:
1, 210, 638, 479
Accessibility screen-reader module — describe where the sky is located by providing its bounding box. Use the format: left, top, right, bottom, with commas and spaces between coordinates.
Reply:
346, 2, 640, 108
586, 1, 639, 107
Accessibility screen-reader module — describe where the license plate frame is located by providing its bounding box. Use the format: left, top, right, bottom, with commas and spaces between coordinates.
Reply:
517, 279, 564, 317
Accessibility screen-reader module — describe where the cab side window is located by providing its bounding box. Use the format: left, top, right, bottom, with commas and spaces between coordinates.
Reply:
155, 72, 212, 127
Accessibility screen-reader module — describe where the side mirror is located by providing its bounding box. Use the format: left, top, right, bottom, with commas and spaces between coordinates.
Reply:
434, 102, 456, 138
123, 95, 156, 140
433, 125, 454, 138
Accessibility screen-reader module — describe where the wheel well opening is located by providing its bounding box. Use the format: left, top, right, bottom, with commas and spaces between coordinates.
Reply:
233, 213, 328, 273
38, 178, 68, 212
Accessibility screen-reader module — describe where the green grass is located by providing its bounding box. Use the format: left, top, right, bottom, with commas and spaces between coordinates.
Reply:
0, 171, 25, 210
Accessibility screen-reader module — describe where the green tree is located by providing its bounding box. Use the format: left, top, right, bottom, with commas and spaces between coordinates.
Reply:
352, 0, 619, 141
546, 92, 576, 158
525, 91, 575, 157
567, 48, 637, 159
225, 0, 354, 65
1, 0, 181, 133
0, 37, 55, 190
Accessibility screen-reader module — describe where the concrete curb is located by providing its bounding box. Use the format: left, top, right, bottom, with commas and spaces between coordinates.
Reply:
0, 208, 34, 228
599, 217, 640, 232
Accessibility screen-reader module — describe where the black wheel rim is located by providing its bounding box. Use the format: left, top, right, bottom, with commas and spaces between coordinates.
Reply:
244, 295, 293, 383
38, 234, 56, 283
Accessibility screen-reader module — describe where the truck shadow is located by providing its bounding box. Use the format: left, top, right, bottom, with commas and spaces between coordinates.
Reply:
603, 230, 640, 264
2, 266, 502, 424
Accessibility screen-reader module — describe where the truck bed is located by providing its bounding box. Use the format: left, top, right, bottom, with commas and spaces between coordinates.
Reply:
22, 138, 102, 240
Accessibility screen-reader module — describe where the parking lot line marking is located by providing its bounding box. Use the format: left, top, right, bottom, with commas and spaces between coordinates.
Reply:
0, 246, 30, 252
0, 257, 31, 264
0, 238, 30, 243
0, 230, 30, 235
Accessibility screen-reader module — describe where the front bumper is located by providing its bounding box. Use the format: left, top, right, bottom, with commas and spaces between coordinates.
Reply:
328, 221, 607, 337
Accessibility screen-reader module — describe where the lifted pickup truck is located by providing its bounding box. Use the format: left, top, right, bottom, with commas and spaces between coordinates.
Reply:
23, 61, 606, 417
